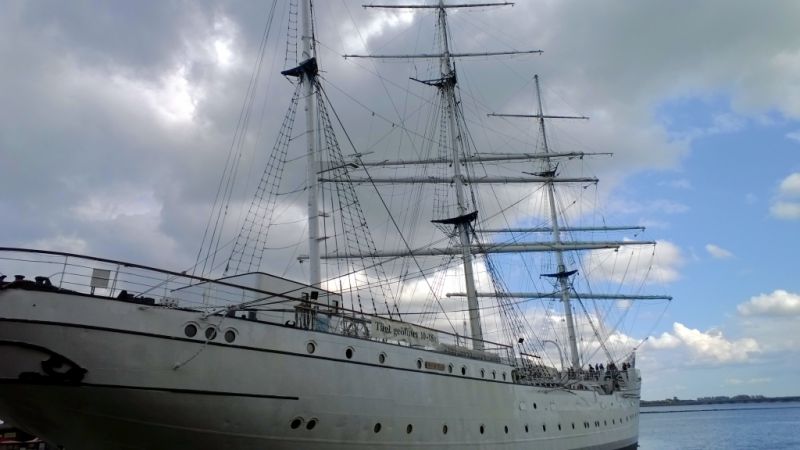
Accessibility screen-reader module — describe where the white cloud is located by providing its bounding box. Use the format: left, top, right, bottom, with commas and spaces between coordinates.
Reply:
770, 200, 800, 219
726, 377, 772, 385
778, 173, 800, 197
645, 322, 760, 364
737, 290, 800, 317
705, 244, 733, 259
786, 130, 800, 143
770, 173, 800, 219
647, 331, 681, 349
662, 179, 693, 190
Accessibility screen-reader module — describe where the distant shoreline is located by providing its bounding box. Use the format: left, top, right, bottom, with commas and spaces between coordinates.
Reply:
641, 396, 800, 407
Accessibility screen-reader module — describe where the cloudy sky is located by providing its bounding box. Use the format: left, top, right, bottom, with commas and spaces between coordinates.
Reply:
2, 0, 799, 401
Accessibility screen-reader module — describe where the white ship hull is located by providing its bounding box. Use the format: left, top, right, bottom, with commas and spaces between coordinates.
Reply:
0, 288, 639, 450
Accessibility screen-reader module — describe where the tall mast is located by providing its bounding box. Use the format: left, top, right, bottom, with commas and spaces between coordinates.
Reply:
535, 75, 580, 371
436, 1, 484, 350
302, 0, 321, 288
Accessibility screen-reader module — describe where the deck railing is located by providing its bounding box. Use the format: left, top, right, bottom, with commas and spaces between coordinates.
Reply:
0, 247, 514, 364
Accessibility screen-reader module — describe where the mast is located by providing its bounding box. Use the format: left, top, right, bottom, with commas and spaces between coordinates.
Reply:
302, 0, 321, 289
436, 1, 483, 351
535, 74, 580, 371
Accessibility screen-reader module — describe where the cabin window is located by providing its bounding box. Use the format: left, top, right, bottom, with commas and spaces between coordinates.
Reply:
525, 424, 529, 433
406, 424, 413, 434
224, 329, 236, 343
502, 372, 507, 381
306, 342, 316, 354
461, 366, 467, 376
290, 418, 302, 429
417, 359, 423, 369
373, 423, 382, 433
492, 370, 496, 379
448, 364, 453, 373
205, 327, 217, 340
480, 369, 485, 378
379, 352, 386, 364
345, 347, 354, 359
306, 419, 317, 430
442, 424, 448, 434
504, 425, 508, 434
542, 424, 546, 432
479, 424, 485, 434
533, 402, 537, 409
184, 324, 197, 337
558, 424, 562, 431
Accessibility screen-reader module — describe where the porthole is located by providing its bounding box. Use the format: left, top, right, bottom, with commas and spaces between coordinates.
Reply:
542, 424, 546, 432
306, 419, 317, 430
613, 419, 616, 424
417, 359, 423, 369
290, 418, 302, 429
373, 423, 382, 433
525, 424, 529, 433
448, 364, 453, 373
492, 370, 496, 380
406, 424, 413, 434
184, 324, 198, 337
480, 369, 485, 378
479, 424, 485, 434
224, 329, 236, 343
504, 425, 508, 434
442, 424, 448, 434
604, 420, 607, 426
345, 347, 354, 359
461, 366, 467, 376
572, 423, 575, 429
306, 342, 316, 354
205, 327, 217, 340
379, 352, 386, 364
533, 402, 537, 409
502, 372, 507, 381
558, 424, 562, 431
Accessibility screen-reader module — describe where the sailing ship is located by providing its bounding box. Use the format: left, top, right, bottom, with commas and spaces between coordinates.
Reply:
0, 1, 670, 449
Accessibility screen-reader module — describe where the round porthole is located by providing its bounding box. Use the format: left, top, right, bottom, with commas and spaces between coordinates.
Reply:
205, 327, 217, 340
373, 423, 382, 433
290, 418, 302, 429
345, 347, 354, 359
461, 366, 466, 376
533, 402, 537, 409
184, 324, 198, 337
406, 424, 413, 434
224, 329, 236, 343
416, 359, 423, 369
480, 369, 485, 378
492, 370, 496, 379
542, 424, 547, 432
525, 424, 529, 433
306, 419, 317, 430
558, 424, 562, 430
448, 364, 453, 373
479, 424, 485, 434
306, 342, 316, 354
504, 425, 508, 434
379, 352, 386, 364
502, 372, 506, 381
442, 424, 448, 434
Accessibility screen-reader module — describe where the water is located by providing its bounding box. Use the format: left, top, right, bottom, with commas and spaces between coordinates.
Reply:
639, 402, 800, 449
